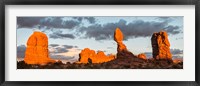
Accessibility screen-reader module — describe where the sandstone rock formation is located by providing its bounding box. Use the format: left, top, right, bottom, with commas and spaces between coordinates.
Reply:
137, 53, 147, 60
114, 28, 135, 58
78, 48, 115, 63
114, 28, 127, 52
24, 31, 55, 64
151, 31, 172, 60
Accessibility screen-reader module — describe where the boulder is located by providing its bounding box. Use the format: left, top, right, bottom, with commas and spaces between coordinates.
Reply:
24, 31, 55, 64
151, 31, 172, 60
138, 53, 147, 60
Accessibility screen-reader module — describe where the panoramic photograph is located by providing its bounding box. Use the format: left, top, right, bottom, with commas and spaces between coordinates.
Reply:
17, 16, 183, 69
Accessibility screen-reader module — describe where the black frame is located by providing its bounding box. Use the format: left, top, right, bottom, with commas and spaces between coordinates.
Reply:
0, 0, 199, 86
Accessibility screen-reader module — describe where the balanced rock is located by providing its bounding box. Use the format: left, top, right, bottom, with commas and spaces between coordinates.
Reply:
114, 28, 135, 58
151, 31, 172, 60
24, 31, 55, 64
78, 48, 115, 63
114, 28, 127, 52
137, 53, 147, 60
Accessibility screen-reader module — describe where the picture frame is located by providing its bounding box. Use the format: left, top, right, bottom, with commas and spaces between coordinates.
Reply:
0, 0, 199, 86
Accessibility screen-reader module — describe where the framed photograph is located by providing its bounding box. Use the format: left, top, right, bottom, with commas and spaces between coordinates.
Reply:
1, 0, 199, 85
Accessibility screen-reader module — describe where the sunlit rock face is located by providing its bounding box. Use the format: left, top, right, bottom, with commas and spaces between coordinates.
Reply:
151, 31, 172, 60
114, 28, 135, 58
78, 48, 115, 63
24, 31, 55, 64
137, 53, 147, 60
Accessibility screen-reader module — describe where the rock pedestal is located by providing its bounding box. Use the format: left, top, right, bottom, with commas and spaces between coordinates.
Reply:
151, 31, 172, 60
114, 28, 127, 52
24, 31, 55, 64
114, 28, 135, 58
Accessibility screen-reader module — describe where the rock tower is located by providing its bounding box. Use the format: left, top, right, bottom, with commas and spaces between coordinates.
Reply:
24, 31, 55, 64
151, 31, 172, 60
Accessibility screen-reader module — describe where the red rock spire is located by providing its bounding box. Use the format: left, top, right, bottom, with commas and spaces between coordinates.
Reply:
151, 31, 172, 60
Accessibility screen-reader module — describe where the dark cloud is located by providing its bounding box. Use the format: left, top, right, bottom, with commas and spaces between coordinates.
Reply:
156, 17, 173, 22
170, 49, 183, 55
49, 31, 75, 39
49, 45, 77, 60
72, 17, 83, 22
49, 44, 59, 47
18, 17, 181, 40
17, 45, 26, 58
53, 47, 69, 53
62, 45, 74, 49
73, 17, 96, 24
79, 19, 181, 40
84, 17, 96, 24
49, 44, 77, 53
17, 17, 45, 28
164, 25, 180, 35
17, 17, 80, 29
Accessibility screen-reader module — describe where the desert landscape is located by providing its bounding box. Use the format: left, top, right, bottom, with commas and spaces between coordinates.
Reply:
17, 16, 183, 69
17, 27, 183, 69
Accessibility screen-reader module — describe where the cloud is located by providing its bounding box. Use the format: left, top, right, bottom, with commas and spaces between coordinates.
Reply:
17, 45, 26, 58
73, 17, 96, 24
165, 25, 180, 35
170, 49, 183, 55
62, 45, 74, 49
17, 17, 45, 28
17, 17, 80, 29
49, 44, 59, 47
84, 17, 96, 24
17, 17, 181, 40
54, 47, 69, 53
156, 17, 175, 23
79, 19, 181, 40
72, 17, 83, 22
49, 45, 80, 60
49, 31, 75, 39
50, 54, 75, 60
49, 44, 78, 53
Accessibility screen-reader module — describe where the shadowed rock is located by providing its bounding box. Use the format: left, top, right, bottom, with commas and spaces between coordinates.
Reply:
24, 31, 55, 65
151, 31, 172, 60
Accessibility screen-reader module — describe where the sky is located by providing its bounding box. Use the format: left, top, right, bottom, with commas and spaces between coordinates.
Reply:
17, 16, 183, 62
